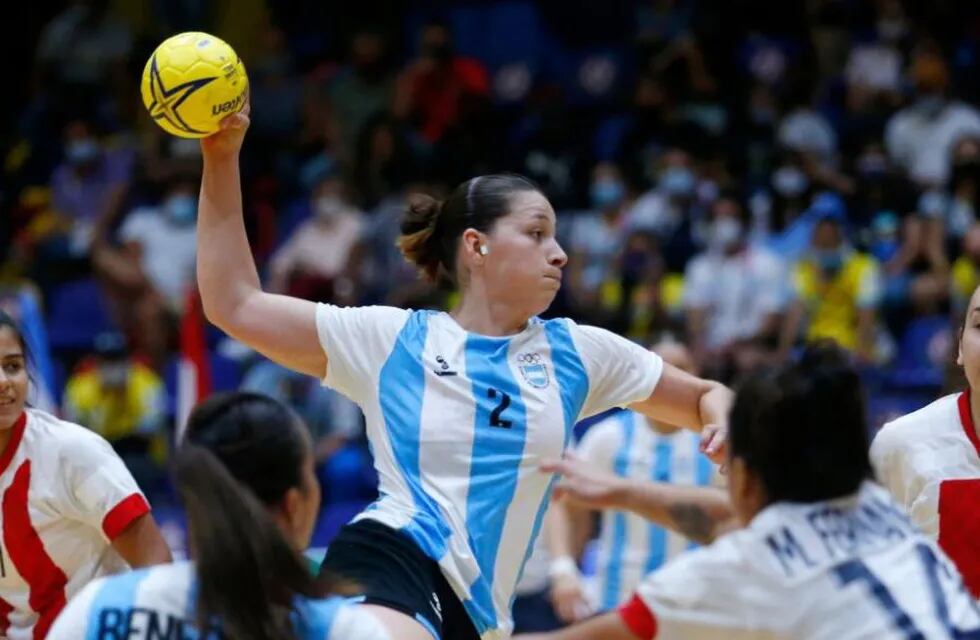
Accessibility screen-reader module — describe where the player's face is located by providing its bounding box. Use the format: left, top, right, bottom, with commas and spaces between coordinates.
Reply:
0, 327, 28, 430
958, 287, 980, 389
480, 191, 567, 317
293, 444, 322, 549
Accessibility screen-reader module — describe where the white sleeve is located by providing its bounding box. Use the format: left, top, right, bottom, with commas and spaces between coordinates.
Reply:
118, 211, 149, 244
856, 261, 883, 308
631, 539, 774, 639
315, 304, 410, 404
47, 577, 102, 639
575, 418, 622, 472
328, 605, 392, 639
59, 429, 149, 541
570, 324, 664, 420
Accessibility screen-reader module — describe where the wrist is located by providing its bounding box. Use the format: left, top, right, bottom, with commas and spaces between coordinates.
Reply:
549, 555, 579, 579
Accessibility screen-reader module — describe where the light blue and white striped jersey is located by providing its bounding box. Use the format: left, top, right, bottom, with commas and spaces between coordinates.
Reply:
315, 305, 663, 639
46, 561, 390, 639
576, 410, 715, 610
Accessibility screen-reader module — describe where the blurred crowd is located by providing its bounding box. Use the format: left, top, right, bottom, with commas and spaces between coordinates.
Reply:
3, 0, 980, 516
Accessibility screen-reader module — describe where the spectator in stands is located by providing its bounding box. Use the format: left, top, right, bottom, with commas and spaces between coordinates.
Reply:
952, 223, 980, 314
393, 20, 490, 145
240, 358, 375, 506
780, 212, 882, 362
944, 136, 980, 239
92, 174, 198, 370
566, 163, 631, 315
267, 175, 365, 305
63, 331, 167, 496
330, 29, 396, 167
885, 52, 980, 188
48, 118, 133, 260
683, 194, 787, 379
629, 148, 699, 272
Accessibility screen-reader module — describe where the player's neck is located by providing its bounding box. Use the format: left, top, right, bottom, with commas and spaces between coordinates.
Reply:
450, 295, 529, 337
646, 418, 681, 435
0, 427, 13, 459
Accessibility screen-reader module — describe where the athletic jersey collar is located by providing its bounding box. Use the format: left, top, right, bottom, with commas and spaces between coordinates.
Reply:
956, 390, 980, 458
437, 310, 542, 341
0, 412, 27, 477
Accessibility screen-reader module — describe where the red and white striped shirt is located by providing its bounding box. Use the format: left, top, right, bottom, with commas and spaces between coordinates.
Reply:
0, 409, 149, 639
871, 391, 980, 598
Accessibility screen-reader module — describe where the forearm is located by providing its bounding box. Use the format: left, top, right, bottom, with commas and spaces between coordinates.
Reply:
698, 381, 733, 433
856, 309, 876, 357
615, 482, 733, 545
197, 154, 262, 326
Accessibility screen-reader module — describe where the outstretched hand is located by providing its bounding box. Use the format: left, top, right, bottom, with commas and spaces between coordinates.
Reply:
200, 100, 250, 160
541, 455, 626, 511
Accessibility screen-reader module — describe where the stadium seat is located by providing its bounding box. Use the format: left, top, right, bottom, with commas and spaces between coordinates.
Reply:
886, 315, 951, 392
45, 278, 115, 352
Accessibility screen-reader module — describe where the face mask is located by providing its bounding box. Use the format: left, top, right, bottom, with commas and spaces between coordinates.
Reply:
164, 194, 197, 225
590, 179, 625, 209
772, 166, 809, 198
98, 362, 129, 388
67, 138, 100, 166
708, 217, 743, 251
315, 195, 345, 220
660, 167, 695, 197
813, 248, 844, 274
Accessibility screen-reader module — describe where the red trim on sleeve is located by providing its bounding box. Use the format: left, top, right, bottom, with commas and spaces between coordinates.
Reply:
2, 460, 68, 639
0, 413, 27, 477
619, 595, 659, 640
957, 392, 980, 458
102, 493, 151, 540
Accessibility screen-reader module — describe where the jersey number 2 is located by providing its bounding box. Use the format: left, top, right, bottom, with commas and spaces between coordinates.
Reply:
487, 388, 512, 428
834, 543, 980, 639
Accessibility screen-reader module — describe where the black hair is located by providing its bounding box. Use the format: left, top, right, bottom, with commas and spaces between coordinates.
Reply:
729, 342, 873, 503
397, 173, 543, 286
176, 392, 337, 640
0, 310, 28, 358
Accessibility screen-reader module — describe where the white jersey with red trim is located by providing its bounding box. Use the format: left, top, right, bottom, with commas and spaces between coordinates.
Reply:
0, 409, 150, 639
619, 482, 980, 639
870, 392, 980, 597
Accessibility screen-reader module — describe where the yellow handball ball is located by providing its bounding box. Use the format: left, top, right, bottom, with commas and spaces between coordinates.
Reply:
140, 32, 248, 138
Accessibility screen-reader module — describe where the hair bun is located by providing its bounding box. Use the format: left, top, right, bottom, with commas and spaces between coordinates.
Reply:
398, 193, 446, 283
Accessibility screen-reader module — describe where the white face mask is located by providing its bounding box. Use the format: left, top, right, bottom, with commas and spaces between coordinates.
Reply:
98, 362, 129, 387
709, 217, 744, 251
772, 166, 809, 198
315, 196, 345, 220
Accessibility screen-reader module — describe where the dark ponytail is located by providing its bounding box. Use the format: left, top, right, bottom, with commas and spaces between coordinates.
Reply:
177, 392, 342, 640
397, 173, 542, 286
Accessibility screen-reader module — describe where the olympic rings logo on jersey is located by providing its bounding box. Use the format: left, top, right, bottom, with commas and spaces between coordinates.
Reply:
516, 352, 549, 389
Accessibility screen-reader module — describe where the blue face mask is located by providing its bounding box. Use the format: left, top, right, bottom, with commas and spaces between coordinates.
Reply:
164, 194, 197, 225
67, 138, 100, 166
813, 249, 844, 274
590, 179, 625, 209
660, 167, 695, 197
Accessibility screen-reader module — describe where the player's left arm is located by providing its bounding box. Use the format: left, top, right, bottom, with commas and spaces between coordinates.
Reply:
514, 611, 643, 640
630, 363, 733, 463
110, 513, 172, 567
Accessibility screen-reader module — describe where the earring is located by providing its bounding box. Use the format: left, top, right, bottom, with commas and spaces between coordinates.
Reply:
479, 245, 490, 256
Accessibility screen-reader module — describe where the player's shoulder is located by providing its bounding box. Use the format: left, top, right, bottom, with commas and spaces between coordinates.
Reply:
24, 408, 113, 454
876, 393, 961, 447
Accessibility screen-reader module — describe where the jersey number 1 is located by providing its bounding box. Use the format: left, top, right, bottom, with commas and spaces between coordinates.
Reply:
834, 543, 980, 639
487, 388, 512, 428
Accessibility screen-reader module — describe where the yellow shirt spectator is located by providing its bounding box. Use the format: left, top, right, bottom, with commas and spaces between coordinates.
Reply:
952, 255, 979, 308
793, 251, 882, 351
63, 360, 166, 447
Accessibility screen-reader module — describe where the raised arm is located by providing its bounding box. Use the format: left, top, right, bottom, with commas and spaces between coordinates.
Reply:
543, 456, 735, 545
197, 107, 325, 378
630, 363, 733, 462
